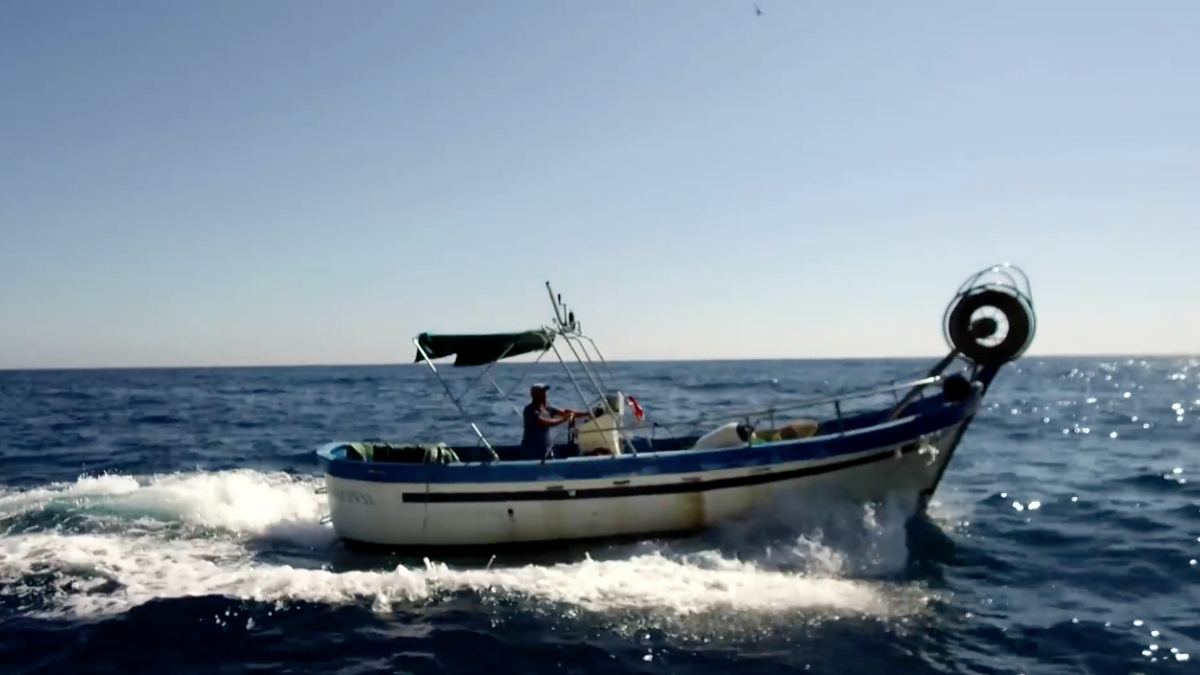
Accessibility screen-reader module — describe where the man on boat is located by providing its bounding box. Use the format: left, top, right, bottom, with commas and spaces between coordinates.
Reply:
520, 383, 590, 460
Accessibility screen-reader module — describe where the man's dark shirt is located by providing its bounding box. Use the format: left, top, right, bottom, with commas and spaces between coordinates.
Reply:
520, 402, 561, 460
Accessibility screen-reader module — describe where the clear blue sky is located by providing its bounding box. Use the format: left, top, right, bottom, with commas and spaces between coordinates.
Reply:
1, 0, 1197, 369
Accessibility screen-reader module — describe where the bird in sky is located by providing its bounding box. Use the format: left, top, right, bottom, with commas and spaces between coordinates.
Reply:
754, 4, 763, 16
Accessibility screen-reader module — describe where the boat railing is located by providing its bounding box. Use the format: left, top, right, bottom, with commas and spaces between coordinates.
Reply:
595, 371, 956, 446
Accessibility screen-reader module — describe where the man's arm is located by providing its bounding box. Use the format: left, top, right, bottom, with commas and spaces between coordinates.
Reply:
537, 407, 573, 427
553, 406, 592, 421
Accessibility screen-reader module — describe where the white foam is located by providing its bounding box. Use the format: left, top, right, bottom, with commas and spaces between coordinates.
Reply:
1, 469, 329, 541
706, 488, 920, 579
0, 469, 931, 624
0, 474, 142, 514
0, 531, 924, 620
115, 469, 329, 537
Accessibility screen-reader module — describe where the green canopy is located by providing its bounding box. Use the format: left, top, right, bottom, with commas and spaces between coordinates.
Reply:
414, 329, 555, 367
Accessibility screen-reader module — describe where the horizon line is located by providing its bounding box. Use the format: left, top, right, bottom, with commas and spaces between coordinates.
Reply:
1, 351, 1196, 374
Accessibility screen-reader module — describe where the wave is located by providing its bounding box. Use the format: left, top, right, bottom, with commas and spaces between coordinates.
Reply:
0, 469, 935, 624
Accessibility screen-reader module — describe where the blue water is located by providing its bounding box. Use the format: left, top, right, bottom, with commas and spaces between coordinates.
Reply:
1, 357, 1197, 674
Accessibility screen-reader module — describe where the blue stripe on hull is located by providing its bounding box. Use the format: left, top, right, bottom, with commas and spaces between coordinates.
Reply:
317, 391, 979, 485
402, 439, 929, 503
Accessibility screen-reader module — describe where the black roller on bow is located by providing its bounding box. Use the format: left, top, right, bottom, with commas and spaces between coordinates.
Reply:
943, 274, 1036, 368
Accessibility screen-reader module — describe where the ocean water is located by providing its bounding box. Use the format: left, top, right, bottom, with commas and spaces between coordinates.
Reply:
0, 356, 1197, 674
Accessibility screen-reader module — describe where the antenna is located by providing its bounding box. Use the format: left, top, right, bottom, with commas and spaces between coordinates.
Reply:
546, 282, 566, 326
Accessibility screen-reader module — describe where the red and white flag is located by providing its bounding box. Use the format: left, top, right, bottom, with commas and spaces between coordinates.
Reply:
626, 394, 644, 422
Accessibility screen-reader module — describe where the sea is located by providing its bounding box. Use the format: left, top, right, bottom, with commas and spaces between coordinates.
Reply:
0, 356, 1197, 675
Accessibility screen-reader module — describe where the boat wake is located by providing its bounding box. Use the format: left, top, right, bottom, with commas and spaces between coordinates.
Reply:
0, 469, 947, 631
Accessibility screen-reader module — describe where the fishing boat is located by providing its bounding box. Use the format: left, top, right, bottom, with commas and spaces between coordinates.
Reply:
315, 264, 1036, 550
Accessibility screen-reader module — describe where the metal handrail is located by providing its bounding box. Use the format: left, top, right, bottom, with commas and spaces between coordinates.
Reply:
573, 373, 951, 441
671, 374, 945, 428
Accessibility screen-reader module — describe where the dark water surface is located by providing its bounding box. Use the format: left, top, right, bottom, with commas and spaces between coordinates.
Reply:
1, 357, 1197, 674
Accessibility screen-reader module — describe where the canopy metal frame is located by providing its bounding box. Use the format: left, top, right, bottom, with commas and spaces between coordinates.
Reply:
410, 282, 649, 459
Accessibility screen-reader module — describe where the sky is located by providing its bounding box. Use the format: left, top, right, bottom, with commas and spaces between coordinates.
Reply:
1, 0, 1197, 369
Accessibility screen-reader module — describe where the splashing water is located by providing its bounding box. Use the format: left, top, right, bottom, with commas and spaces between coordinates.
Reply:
0, 468, 932, 623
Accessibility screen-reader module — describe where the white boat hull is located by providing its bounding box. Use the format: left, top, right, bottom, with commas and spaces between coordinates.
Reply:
323, 422, 963, 548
